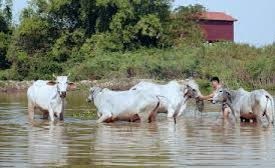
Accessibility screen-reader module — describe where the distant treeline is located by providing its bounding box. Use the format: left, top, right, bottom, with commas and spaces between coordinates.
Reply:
0, 0, 274, 90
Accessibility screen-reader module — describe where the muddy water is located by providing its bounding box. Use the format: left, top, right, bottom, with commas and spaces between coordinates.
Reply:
0, 91, 275, 167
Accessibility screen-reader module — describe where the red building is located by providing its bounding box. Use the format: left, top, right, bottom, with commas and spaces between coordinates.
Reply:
198, 12, 237, 42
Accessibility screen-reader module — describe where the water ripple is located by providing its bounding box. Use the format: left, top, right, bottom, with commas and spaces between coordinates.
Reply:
0, 92, 275, 167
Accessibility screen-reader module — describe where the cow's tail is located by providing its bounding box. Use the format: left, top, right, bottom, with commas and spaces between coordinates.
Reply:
269, 95, 275, 125
148, 96, 161, 123
263, 94, 274, 125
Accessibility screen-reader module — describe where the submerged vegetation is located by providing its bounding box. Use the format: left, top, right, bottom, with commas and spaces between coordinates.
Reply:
71, 110, 98, 120
0, 0, 274, 91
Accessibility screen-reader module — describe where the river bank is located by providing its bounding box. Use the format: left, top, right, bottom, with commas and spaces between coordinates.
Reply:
0, 78, 163, 93
1, 78, 274, 94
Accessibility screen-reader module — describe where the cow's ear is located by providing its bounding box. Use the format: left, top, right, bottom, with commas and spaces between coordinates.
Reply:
226, 91, 231, 96
183, 86, 189, 96
226, 91, 232, 102
68, 82, 77, 91
47, 81, 56, 86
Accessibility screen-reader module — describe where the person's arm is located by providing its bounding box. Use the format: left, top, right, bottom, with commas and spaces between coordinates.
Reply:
199, 93, 214, 101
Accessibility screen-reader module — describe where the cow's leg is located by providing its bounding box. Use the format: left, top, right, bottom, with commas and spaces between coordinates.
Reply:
167, 105, 175, 118
148, 115, 157, 123
59, 99, 65, 121
234, 110, 240, 122
177, 103, 187, 117
258, 97, 273, 125
130, 114, 141, 122
250, 113, 257, 123
252, 118, 257, 123
148, 111, 157, 123
265, 114, 271, 124
48, 107, 55, 122
247, 113, 258, 123
97, 112, 102, 117
28, 101, 35, 120
97, 113, 112, 123
148, 101, 160, 123
59, 112, 64, 121
240, 112, 256, 122
114, 113, 138, 122
250, 103, 261, 123
223, 106, 231, 119
104, 117, 114, 123
113, 113, 140, 122
240, 116, 250, 122
41, 110, 49, 119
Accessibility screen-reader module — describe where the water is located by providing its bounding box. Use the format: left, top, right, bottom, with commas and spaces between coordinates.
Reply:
0, 91, 275, 167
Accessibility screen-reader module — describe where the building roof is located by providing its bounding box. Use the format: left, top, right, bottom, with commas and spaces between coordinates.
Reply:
199, 12, 237, 21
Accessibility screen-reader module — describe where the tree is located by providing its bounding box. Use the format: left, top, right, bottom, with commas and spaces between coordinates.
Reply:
0, 0, 12, 69
2, 0, 12, 26
2, 0, 207, 79
165, 4, 205, 46
95, 0, 171, 49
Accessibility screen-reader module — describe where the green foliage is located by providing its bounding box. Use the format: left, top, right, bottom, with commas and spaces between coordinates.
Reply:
2, 0, 173, 79
2, 0, 12, 26
84, 32, 124, 52
0, 0, 12, 69
50, 29, 85, 62
174, 4, 205, 45
0, 1, 275, 91
0, 32, 10, 69
0, 13, 8, 33
16, 17, 51, 54
197, 42, 275, 90
71, 110, 98, 120
69, 47, 201, 81
0, 0, 12, 30
67, 41, 275, 91
95, 0, 171, 49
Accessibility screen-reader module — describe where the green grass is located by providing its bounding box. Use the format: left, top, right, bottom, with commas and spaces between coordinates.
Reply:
71, 110, 98, 120
1, 42, 275, 91
67, 42, 275, 91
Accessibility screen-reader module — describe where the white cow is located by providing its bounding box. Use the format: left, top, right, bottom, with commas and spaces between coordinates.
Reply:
130, 79, 202, 118
27, 75, 76, 121
212, 87, 274, 124
87, 87, 162, 123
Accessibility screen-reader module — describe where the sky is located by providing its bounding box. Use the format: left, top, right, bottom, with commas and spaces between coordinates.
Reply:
12, 0, 275, 47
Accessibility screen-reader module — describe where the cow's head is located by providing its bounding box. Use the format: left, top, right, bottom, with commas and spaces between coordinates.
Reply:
183, 79, 202, 99
47, 74, 76, 98
87, 86, 102, 102
212, 87, 231, 104
181, 79, 204, 112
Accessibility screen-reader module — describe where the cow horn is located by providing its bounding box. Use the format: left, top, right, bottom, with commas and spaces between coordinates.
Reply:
52, 73, 57, 78
68, 73, 71, 77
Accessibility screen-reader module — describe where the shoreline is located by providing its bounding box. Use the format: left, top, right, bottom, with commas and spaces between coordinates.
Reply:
0, 78, 161, 93
1, 78, 275, 94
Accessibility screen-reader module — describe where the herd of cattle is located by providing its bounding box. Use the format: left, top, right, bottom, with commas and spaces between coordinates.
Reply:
26, 75, 275, 125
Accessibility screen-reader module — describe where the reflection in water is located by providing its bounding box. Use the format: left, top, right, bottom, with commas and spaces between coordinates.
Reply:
92, 121, 173, 166
27, 122, 68, 167
0, 92, 275, 167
